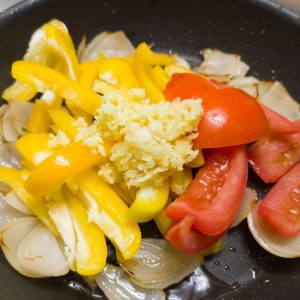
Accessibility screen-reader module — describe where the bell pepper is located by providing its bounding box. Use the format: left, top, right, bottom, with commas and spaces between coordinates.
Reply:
134, 43, 165, 103
186, 150, 205, 168
28, 100, 52, 133
170, 167, 193, 196
165, 64, 193, 77
74, 170, 141, 260
65, 99, 94, 125
0, 166, 58, 234
64, 188, 107, 275
16, 133, 53, 166
154, 53, 176, 66
12, 61, 102, 114
153, 199, 173, 236
151, 65, 170, 91
48, 109, 77, 140
25, 142, 110, 197
128, 181, 169, 223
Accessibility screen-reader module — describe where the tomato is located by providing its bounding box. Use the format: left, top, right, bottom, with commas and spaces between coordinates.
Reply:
165, 215, 223, 254
260, 104, 300, 135
248, 132, 300, 183
258, 163, 300, 238
166, 145, 248, 236
165, 73, 269, 148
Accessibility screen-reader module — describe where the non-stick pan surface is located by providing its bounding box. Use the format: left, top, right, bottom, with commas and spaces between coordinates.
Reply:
0, 0, 299, 299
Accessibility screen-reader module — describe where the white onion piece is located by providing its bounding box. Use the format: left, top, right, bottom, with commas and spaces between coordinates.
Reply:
0, 217, 39, 277
173, 54, 191, 68
94, 264, 166, 300
81, 31, 135, 63
5, 191, 32, 215
0, 142, 22, 170
0, 104, 8, 142
231, 188, 257, 228
0, 193, 25, 229
228, 77, 260, 98
17, 223, 69, 277
258, 81, 300, 121
118, 238, 203, 289
77, 36, 86, 61
248, 206, 300, 258
198, 49, 249, 82
2, 109, 19, 142
9, 101, 33, 135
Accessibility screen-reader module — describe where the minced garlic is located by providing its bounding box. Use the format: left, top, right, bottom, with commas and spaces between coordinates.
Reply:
47, 129, 70, 149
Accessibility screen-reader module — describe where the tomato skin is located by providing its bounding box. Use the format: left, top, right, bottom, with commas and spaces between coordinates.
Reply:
165, 74, 269, 149
258, 163, 300, 238
165, 215, 223, 254
165, 145, 248, 236
248, 132, 300, 183
260, 104, 300, 135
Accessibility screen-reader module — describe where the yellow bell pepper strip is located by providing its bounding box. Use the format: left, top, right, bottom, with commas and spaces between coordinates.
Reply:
151, 65, 170, 91
170, 167, 193, 196
48, 109, 77, 140
25, 142, 110, 197
123, 55, 134, 66
2, 81, 36, 102
154, 53, 176, 66
16, 133, 53, 166
12, 61, 102, 115
0, 166, 58, 235
64, 187, 107, 275
154, 199, 173, 236
65, 100, 94, 125
111, 184, 137, 206
28, 100, 52, 133
44, 24, 80, 80
134, 43, 165, 103
165, 64, 193, 77
74, 170, 141, 260
98, 58, 139, 90
186, 150, 205, 168
128, 181, 170, 223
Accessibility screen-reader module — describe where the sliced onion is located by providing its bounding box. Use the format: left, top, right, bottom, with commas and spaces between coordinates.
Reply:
9, 100, 33, 135
77, 35, 86, 61
228, 77, 259, 98
117, 238, 203, 289
173, 54, 191, 68
247, 206, 300, 258
0, 142, 22, 169
2, 109, 19, 142
94, 264, 166, 300
231, 187, 257, 228
17, 223, 69, 277
198, 49, 249, 82
0, 217, 39, 277
5, 191, 33, 215
258, 81, 300, 121
81, 31, 135, 63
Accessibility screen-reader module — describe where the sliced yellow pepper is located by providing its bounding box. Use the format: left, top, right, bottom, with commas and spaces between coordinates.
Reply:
128, 181, 169, 223
25, 142, 110, 197
48, 109, 77, 140
154, 53, 176, 66
0, 167, 58, 234
12, 61, 102, 114
16, 133, 53, 166
74, 170, 141, 260
134, 43, 165, 103
28, 100, 52, 133
151, 65, 170, 91
65, 100, 94, 125
186, 150, 205, 168
165, 63, 193, 77
2, 81, 36, 102
64, 188, 107, 275
98, 58, 139, 90
154, 199, 173, 236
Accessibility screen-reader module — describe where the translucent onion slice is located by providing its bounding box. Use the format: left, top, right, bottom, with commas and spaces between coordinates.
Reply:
0, 217, 39, 277
198, 49, 249, 82
17, 223, 69, 277
228, 77, 259, 98
2, 109, 19, 142
117, 238, 203, 289
247, 206, 300, 258
5, 191, 33, 215
94, 264, 166, 300
258, 81, 300, 121
231, 187, 257, 228
9, 101, 33, 135
81, 31, 135, 63
0, 142, 22, 170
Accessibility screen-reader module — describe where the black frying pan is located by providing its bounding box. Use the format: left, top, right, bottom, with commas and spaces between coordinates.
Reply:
0, 0, 299, 299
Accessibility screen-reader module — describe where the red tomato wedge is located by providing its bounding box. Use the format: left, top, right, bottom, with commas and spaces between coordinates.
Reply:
165, 73, 269, 149
258, 163, 300, 238
260, 104, 300, 135
165, 145, 248, 236
165, 215, 223, 254
248, 132, 300, 183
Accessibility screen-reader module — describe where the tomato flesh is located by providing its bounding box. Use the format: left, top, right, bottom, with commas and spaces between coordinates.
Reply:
258, 163, 300, 238
165, 215, 223, 254
165, 145, 248, 236
248, 132, 300, 183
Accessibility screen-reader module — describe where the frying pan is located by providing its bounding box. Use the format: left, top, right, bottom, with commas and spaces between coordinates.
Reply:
0, 0, 299, 299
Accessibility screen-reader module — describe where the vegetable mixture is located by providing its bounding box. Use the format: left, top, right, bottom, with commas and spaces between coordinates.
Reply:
0, 19, 300, 299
